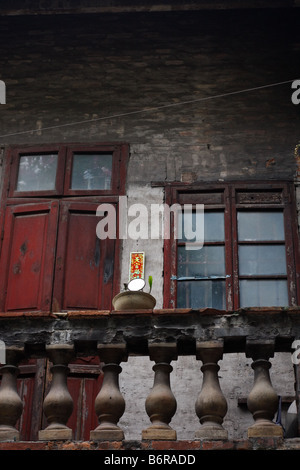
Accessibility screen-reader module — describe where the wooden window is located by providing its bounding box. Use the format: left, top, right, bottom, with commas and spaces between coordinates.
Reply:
0, 143, 128, 314
8, 144, 127, 198
163, 182, 300, 310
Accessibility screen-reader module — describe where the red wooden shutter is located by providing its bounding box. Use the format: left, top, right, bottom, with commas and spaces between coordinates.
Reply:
0, 202, 59, 313
52, 201, 116, 311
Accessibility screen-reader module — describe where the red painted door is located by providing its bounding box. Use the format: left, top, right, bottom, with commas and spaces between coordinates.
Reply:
40, 356, 103, 441
0, 202, 59, 313
13, 359, 46, 441
52, 201, 116, 312
4, 356, 103, 441
0, 200, 117, 313
67, 356, 103, 440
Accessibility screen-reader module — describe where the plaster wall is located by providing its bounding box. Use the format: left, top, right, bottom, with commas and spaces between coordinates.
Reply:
119, 352, 295, 440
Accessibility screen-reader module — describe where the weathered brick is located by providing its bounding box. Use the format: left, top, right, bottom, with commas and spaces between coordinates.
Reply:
151, 440, 202, 451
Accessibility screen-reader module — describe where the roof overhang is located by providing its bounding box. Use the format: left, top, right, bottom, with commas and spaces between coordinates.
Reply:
1, 0, 300, 16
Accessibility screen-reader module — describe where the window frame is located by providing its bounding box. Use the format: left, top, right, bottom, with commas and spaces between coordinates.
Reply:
63, 144, 126, 196
163, 181, 300, 310
7, 143, 128, 198
8, 145, 67, 198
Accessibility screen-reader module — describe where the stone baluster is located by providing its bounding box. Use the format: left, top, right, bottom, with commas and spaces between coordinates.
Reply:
142, 342, 177, 440
246, 340, 283, 438
39, 344, 74, 441
90, 343, 128, 441
0, 347, 24, 442
195, 340, 228, 439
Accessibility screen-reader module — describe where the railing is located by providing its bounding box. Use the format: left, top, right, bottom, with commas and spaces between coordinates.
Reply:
0, 307, 299, 442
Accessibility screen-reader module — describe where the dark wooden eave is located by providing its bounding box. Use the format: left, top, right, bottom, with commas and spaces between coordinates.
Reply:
0, 0, 299, 16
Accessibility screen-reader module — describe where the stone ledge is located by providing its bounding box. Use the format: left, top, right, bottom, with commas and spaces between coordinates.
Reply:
0, 438, 299, 451
0, 306, 300, 319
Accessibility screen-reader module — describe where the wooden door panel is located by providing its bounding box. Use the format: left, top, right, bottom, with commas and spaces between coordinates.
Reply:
53, 201, 116, 311
67, 371, 102, 440
16, 359, 46, 441
40, 357, 103, 441
11, 358, 102, 441
0, 202, 59, 312
67, 357, 103, 440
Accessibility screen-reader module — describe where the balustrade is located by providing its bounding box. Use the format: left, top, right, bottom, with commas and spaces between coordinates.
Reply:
38, 344, 75, 441
0, 347, 24, 441
142, 342, 177, 440
246, 340, 284, 438
195, 340, 228, 439
0, 309, 298, 442
90, 343, 128, 441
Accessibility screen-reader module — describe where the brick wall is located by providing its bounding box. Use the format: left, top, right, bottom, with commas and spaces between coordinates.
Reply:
0, 437, 300, 450
0, 9, 299, 184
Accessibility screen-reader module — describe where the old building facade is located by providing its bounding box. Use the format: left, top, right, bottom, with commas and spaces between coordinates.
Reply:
0, 0, 300, 451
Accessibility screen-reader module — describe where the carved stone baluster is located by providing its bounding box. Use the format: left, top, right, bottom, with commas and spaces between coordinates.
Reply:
195, 340, 228, 439
246, 340, 283, 438
142, 343, 177, 440
90, 343, 128, 441
0, 347, 24, 441
39, 344, 74, 441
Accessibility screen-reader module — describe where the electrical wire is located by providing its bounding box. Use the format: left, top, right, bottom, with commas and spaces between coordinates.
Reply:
0, 78, 297, 139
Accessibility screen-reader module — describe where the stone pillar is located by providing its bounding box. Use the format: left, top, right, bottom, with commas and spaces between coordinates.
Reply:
195, 340, 228, 440
39, 344, 74, 441
246, 340, 283, 438
90, 343, 128, 441
142, 342, 177, 440
0, 347, 24, 441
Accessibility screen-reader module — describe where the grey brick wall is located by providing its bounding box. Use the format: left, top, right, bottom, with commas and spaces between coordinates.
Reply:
0, 9, 299, 184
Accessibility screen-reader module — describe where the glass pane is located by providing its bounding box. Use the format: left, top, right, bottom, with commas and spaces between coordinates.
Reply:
177, 280, 226, 309
204, 212, 225, 242
239, 279, 288, 307
16, 154, 58, 192
71, 153, 112, 190
178, 245, 225, 278
238, 211, 285, 241
178, 211, 224, 242
239, 245, 287, 275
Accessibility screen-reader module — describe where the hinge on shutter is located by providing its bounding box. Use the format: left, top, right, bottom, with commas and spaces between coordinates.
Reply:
1, 229, 4, 241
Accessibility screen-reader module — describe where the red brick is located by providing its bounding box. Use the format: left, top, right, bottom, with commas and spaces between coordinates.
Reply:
151, 440, 201, 451
0, 442, 47, 450
234, 439, 253, 450
202, 440, 235, 450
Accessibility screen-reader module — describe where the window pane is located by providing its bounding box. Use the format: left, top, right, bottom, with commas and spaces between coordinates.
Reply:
178, 245, 225, 278
204, 212, 225, 242
16, 154, 58, 192
239, 245, 287, 275
71, 153, 112, 190
177, 280, 226, 309
239, 279, 288, 307
238, 211, 285, 241
178, 211, 224, 242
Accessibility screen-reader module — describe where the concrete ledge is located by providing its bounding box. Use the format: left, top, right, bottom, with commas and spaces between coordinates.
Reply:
0, 438, 300, 451
0, 307, 300, 357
